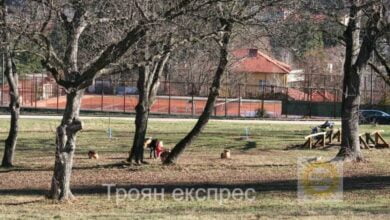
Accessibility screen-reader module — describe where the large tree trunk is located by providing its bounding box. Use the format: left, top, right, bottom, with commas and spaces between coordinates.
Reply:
337, 67, 363, 161
49, 90, 84, 200
336, 1, 382, 161
337, 3, 363, 161
164, 20, 232, 165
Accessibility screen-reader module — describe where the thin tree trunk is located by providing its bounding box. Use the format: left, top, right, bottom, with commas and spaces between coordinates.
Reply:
2, 93, 20, 167
49, 90, 84, 200
164, 20, 232, 165
129, 103, 150, 164
128, 66, 150, 164
1, 0, 20, 168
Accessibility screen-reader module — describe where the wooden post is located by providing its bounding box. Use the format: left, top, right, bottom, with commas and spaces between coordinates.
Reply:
225, 96, 227, 117
123, 84, 126, 113
261, 85, 265, 118
337, 130, 341, 142
366, 133, 370, 145
191, 83, 195, 116
359, 134, 369, 149
35, 76, 38, 109
309, 88, 312, 118
376, 132, 389, 148
238, 84, 241, 117
31, 75, 34, 107
168, 79, 171, 115
56, 84, 59, 113
101, 81, 104, 112
304, 132, 326, 149
333, 88, 337, 118
328, 129, 332, 144
323, 133, 326, 148
375, 132, 379, 146
0, 56, 3, 106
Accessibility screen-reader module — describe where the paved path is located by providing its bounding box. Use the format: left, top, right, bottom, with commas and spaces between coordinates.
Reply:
0, 114, 341, 125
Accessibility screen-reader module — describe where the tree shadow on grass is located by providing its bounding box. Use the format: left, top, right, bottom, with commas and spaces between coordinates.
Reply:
0, 161, 130, 173
284, 143, 340, 151
241, 141, 257, 151
1, 175, 388, 197
1, 198, 45, 206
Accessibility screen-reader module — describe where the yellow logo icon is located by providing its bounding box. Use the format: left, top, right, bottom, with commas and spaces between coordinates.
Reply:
298, 158, 343, 201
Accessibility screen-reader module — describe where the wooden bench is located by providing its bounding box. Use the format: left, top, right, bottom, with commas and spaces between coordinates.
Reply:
359, 130, 389, 149
303, 132, 327, 149
301, 128, 389, 150
302, 128, 341, 149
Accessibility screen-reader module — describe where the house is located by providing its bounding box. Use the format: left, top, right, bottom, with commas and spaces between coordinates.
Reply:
231, 49, 291, 87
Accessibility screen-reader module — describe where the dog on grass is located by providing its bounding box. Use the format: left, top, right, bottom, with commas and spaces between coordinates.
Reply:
220, 150, 231, 159
160, 149, 171, 162
88, 150, 99, 159
144, 138, 164, 159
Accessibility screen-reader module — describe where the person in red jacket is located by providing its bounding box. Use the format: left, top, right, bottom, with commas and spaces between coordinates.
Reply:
148, 139, 164, 159
155, 140, 164, 158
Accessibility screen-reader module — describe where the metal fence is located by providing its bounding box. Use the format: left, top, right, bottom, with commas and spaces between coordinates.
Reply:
1, 75, 390, 118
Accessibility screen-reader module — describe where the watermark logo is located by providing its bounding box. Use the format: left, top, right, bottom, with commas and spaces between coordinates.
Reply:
298, 157, 343, 201
102, 184, 256, 205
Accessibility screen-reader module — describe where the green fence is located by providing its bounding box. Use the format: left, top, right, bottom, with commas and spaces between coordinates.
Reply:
283, 101, 341, 118
283, 101, 390, 118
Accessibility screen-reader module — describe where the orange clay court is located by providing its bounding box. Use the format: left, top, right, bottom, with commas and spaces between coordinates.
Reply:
35, 95, 282, 117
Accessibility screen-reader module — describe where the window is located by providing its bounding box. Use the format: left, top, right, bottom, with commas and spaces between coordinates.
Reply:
259, 80, 267, 87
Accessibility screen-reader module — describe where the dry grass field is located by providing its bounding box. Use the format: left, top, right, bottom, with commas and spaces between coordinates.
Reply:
0, 118, 389, 219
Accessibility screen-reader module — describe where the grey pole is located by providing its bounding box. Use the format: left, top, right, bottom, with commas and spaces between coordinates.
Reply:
1, 53, 4, 106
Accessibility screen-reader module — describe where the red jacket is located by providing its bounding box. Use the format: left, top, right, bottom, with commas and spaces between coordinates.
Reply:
156, 141, 164, 157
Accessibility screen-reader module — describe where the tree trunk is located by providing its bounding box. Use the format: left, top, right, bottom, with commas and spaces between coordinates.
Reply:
129, 102, 150, 164
164, 20, 232, 165
128, 66, 150, 164
128, 53, 170, 164
1, 93, 20, 167
337, 1, 382, 162
337, 66, 363, 161
1, 1, 20, 168
49, 90, 84, 200
337, 3, 363, 162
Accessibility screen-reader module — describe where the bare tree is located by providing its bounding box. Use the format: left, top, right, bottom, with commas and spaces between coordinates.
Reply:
336, 0, 389, 161
282, 0, 389, 161
169, 48, 217, 96
164, 0, 280, 164
128, 37, 172, 164
164, 19, 232, 164
29, 0, 204, 200
126, 1, 226, 164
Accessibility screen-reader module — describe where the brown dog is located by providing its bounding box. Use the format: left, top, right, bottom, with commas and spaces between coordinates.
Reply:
88, 150, 99, 159
220, 150, 231, 159
160, 149, 171, 162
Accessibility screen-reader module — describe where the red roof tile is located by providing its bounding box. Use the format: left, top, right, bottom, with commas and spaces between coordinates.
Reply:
287, 88, 336, 102
231, 49, 291, 74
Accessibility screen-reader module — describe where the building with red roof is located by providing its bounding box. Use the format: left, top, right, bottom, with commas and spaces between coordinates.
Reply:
231, 49, 291, 87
